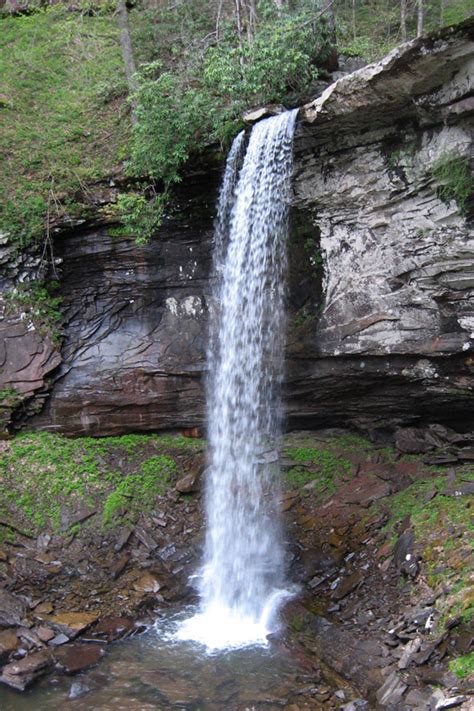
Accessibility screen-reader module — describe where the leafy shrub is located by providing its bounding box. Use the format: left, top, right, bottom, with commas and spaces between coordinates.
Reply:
113, 192, 166, 245
127, 6, 330, 215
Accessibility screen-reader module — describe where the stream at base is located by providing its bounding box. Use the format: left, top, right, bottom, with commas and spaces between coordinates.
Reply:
0, 607, 320, 711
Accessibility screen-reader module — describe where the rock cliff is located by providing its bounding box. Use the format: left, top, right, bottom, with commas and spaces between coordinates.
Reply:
288, 19, 474, 432
1, 19, 473, 437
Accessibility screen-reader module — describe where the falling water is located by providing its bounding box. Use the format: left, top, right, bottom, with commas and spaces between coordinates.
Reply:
177, 109, 298, 650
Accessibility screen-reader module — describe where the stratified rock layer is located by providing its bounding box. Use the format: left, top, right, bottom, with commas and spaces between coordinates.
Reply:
30, 175, 216, 436
288, 19, 474, 431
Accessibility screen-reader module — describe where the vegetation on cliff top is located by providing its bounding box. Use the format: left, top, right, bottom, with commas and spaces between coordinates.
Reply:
1, 0, 472, 251
0, 7, 129, 250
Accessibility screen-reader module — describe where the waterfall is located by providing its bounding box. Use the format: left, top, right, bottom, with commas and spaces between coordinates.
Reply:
177, 109, 298, 650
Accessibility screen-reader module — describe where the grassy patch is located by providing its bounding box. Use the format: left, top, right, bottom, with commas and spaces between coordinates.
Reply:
383, 473, 474, 540
449, 652, 474, 679
0, 432, 201, 536
0, 7, 129, 250
284, 445, 353, 497
102, 455, 176, 526
381, 468, 473, 628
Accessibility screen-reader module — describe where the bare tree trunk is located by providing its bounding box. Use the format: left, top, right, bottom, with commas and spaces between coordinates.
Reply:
400, 0, 407, 42
352, 0, 356, 40
439, 0, 445, 27
116, 0, 138, 124
320, 0, 338, 71
246, 0, 257, 41
215, 0, 225, 43
416, 0, 424, 37
323, 0, 336, 43
234, 0, 244, 61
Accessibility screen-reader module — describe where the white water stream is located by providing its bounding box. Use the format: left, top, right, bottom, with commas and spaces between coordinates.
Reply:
177, 109, 299, 650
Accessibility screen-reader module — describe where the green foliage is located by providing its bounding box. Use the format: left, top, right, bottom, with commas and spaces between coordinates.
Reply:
131, 70, 210, 182
336, 0, 474, 63
0, 195, 47, 251
127, 6, 330, 200
203, 14, 325, 109
285, 445, 352, 496
0, 432, 188, 535
4, 280, 62, 343
433, 153, 473, 214
449, 652, 474, 679
0, 6, 129, 250
4, 0, 473, 252
103, 455, 176, 526
0, 388, 18, 402
112, 192, 167, 244
443, 0, 474, 26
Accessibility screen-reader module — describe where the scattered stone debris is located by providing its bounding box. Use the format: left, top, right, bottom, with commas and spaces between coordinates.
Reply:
0, 429, 472, 708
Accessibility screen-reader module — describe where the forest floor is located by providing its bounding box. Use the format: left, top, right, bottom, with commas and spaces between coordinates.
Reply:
0, 430, 472, 708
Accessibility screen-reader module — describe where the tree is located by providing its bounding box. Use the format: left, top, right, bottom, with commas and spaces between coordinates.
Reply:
417, 0, 424, 37
116, 0, 138, 123
400, 0, 407, 41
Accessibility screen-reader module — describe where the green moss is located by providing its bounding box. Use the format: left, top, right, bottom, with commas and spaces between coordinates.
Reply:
0, 432, 185, 535
284, 445, 352, 497
433, 153, 473, 215
330, 433, 373, 451
449, 652, 474, 679
102, 455, 176, 526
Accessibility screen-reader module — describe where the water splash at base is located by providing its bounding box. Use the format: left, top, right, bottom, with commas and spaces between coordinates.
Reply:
175, 589, 293, 651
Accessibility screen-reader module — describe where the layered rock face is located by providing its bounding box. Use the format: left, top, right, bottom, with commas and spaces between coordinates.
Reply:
0, 241, 61, 432
287, 20, 474, 432
2, 20, 473, 436
28, 177, 217, 435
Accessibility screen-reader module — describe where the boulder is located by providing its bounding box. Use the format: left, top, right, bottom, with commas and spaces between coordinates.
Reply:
243, 105, 285, 123
332, 571, 364, 600
0, 650, 52, 691
86, 616, 134, 642
46, 612, 98, 638
53, 643, 104, 674
375, 671, 407, 706
0, 628, 19, 661
0, 589, 27, 627
132, 573, 161, 594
